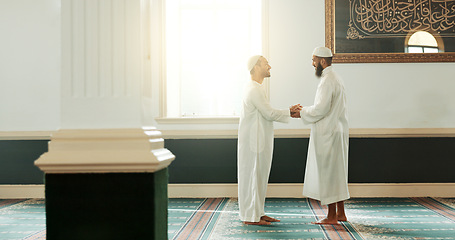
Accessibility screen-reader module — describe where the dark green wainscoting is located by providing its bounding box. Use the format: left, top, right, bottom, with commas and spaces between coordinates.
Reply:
1, 138, 455, 185
165, 138, 455, 183
0, 140, 47, 184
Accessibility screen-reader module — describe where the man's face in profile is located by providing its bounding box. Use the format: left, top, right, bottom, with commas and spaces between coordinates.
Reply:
258, 57, 271, 78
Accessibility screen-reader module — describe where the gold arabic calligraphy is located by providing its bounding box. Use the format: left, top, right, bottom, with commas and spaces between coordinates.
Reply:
347, 0, 455, 39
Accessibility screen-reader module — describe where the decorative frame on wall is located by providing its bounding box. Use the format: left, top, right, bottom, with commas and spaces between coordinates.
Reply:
326, 0, 455, 63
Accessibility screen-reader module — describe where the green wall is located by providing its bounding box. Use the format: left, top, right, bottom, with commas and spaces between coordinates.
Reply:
165, 138, 455, 183
1, 138, 455, 184
0, 140, 47, 184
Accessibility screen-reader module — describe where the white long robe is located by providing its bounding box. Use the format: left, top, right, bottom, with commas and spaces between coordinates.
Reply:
238, 80, 290, 222
300, 66, 350, 205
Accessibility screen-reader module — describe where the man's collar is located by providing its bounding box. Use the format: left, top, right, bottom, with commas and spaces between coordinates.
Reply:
251, 79, 264, 86
322, 66, 333, 77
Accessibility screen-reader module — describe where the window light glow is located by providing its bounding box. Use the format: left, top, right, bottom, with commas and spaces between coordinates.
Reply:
408, 31, 438, 47
165, 0, 262, 117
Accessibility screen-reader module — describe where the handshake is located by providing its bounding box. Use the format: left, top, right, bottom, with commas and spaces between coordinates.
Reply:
289, 104, 302, 118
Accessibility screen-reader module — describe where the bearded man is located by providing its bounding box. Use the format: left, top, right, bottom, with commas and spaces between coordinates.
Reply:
293, 47, 350, 224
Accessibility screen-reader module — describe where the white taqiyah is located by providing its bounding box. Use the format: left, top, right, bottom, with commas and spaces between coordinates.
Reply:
247, 55, 262, 72
312, 47, 333, 57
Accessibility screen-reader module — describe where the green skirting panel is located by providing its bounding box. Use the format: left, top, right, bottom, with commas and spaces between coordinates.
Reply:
45, 169, 169, 240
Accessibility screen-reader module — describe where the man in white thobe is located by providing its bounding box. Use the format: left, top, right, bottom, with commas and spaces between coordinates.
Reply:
293, 47, 350, 224
238, 55, 301, 225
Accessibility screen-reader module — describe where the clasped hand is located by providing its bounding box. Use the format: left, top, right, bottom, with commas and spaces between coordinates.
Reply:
289, 104, 302, 118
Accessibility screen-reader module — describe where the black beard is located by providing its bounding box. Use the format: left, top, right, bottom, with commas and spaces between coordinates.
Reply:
315, 63, 323, 77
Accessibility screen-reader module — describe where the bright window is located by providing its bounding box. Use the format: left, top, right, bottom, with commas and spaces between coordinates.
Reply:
165, 0, 262, 118
406, 31, 440, 53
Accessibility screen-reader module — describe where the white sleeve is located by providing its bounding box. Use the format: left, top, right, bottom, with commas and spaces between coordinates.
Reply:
249, 87, 290, 123
301, 80, 332, 124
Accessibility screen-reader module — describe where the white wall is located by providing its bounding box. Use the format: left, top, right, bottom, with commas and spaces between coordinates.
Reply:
59, 0, 145, 129
0, 0, 60, 131
1, 0, 455, 132
268, 0, 325, 130
268, 0, 455, 130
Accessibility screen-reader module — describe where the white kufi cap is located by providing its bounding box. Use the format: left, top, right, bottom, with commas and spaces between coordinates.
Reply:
247, 55, 262, 72
312, 47, 333, 57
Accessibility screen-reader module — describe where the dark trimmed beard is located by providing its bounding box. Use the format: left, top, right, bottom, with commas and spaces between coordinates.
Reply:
315, 63, 323, 77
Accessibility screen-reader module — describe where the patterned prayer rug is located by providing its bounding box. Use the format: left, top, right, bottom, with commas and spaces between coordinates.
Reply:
346, 197, 455, 240
206, 198, 455, 240
1, 198, 455, 240
0, 199, 45, 240
169, 198, 229, 240
209, 198, 362, 240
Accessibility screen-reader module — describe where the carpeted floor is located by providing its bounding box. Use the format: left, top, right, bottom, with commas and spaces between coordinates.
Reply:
1, 197, 455, 240
0, 199, 45, 240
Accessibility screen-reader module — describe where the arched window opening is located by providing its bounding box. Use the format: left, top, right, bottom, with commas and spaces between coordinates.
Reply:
406, 31, 441, 53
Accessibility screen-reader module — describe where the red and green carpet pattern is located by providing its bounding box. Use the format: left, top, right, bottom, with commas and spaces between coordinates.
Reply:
1, 197, 455, 239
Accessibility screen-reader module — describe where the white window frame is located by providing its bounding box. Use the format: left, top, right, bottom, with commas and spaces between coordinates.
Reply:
155, 0, 269, 124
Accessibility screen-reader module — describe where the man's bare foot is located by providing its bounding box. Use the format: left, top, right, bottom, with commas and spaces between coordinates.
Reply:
311, 218, 339, 225
243, 220, 271, 225
261, 215, 280, 222
337, 215, 348, 222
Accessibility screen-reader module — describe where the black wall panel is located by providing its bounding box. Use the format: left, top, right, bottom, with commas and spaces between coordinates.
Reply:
1, 138, 454, 184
